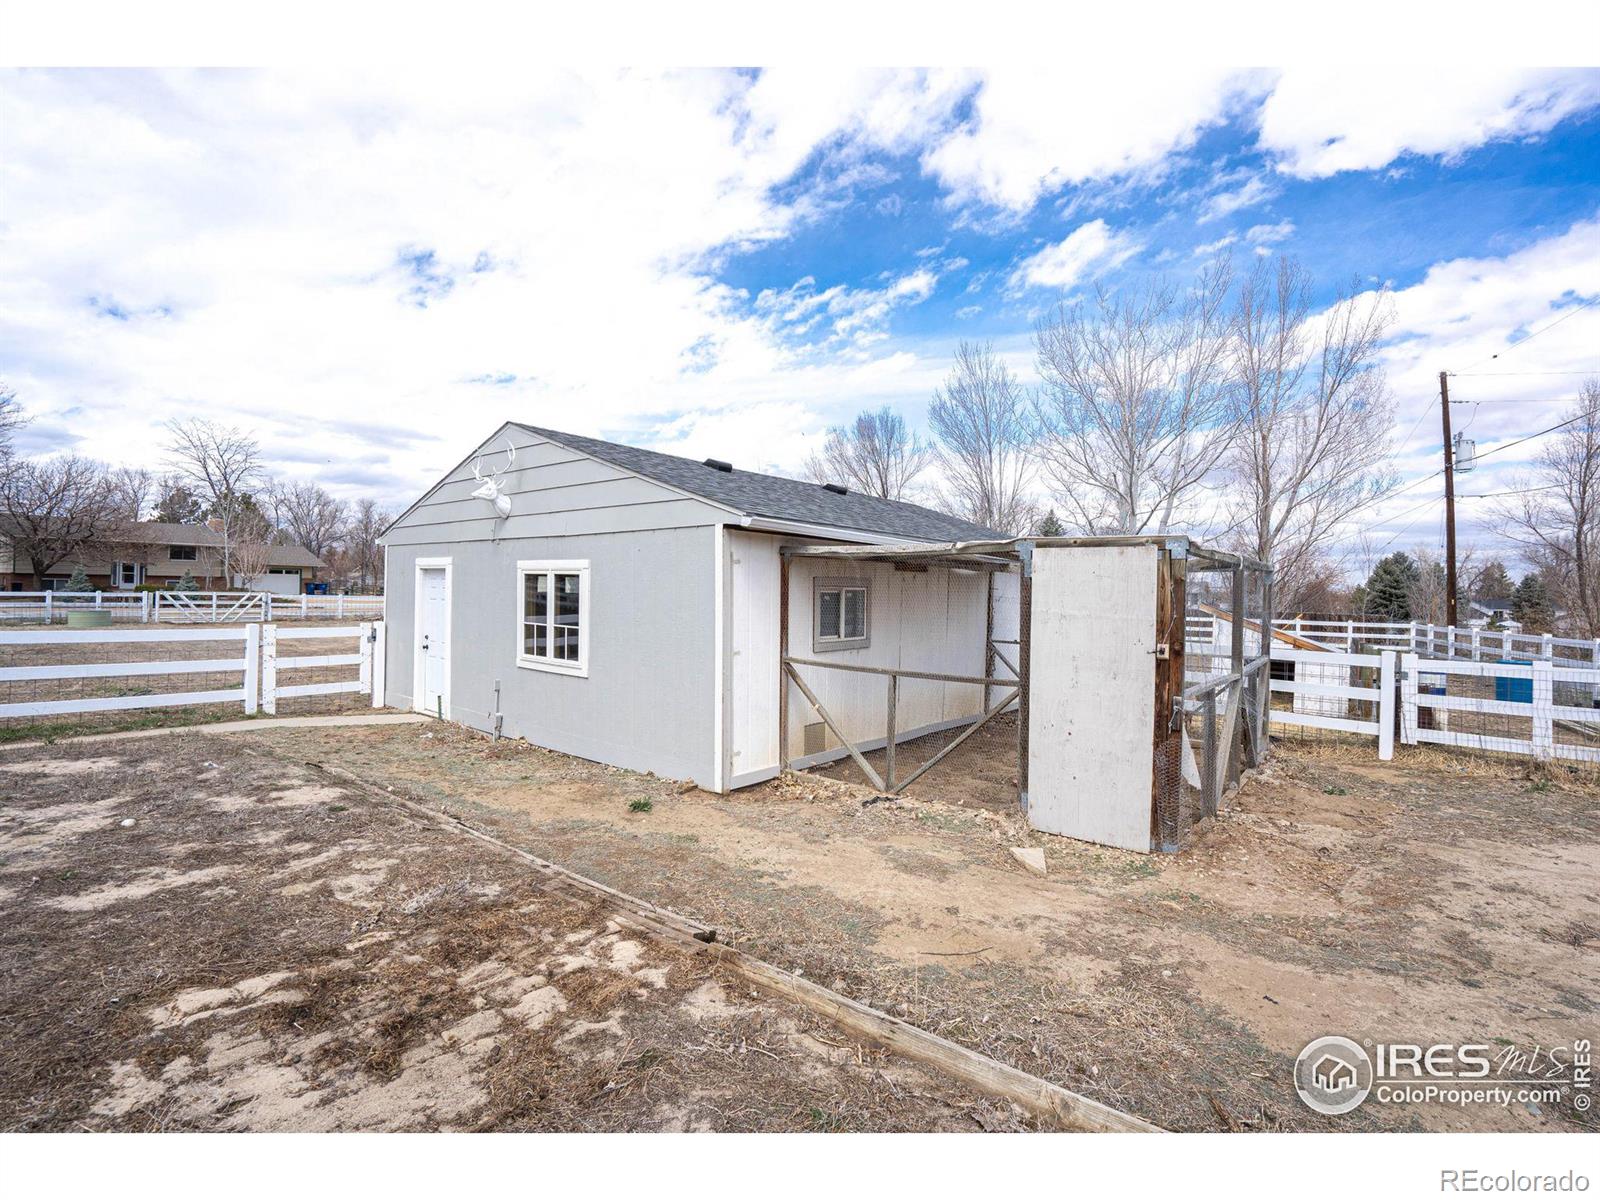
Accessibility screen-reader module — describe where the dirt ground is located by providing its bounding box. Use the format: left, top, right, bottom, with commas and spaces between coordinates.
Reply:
809, 711, 1020, 813
0, 735, 1026, 1132
237, 720, 1600, 1133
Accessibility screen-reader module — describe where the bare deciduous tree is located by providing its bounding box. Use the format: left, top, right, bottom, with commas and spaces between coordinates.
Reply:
267, 480, 347, 561
804, 407, 933, 501
107, 466, 157, 521
226, 505, 278, 589
927, 341, 1034, 534
0, 455, 124, 585
1031, 257, 1236, 534
341, 498, 390, 593
163, 419, 264, 579
1491, 378, 1600, 637
1222, 257, 1396, 607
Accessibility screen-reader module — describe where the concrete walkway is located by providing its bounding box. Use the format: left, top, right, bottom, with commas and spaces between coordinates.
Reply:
0, 712, 432, 752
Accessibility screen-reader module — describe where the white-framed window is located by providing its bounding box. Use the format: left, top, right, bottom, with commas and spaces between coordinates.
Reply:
813, 577, 870, 652
113, 561, 142, 589
517, 560, 589, 677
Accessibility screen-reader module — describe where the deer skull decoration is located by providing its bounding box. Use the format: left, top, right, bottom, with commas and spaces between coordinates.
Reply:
470, 438, 517, 519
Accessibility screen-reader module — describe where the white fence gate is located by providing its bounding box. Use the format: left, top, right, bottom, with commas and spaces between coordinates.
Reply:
0, 622, 385, 723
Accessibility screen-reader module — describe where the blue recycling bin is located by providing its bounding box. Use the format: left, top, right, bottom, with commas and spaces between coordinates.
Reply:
1495, 658, 1533, 704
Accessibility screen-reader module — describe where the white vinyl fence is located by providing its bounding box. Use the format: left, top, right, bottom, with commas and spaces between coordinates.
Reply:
1252, 643, 1600, 767
1188, 613, 1600, 667
0, 622, 385, 725
0, 591, 384, 625
1267, 648, 1397, 759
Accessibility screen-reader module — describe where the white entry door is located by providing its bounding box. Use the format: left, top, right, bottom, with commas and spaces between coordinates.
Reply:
416, 564, 450, 717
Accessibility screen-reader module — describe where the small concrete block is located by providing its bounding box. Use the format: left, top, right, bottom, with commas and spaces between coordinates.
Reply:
1010, 846, 1047, 877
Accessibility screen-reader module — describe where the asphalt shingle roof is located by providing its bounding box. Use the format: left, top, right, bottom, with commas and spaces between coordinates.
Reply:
515, 424, 1007, 544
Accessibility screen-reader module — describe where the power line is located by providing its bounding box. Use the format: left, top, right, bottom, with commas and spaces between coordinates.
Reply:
1456, 295, 1600, 372
1449, 395, 1584, 404
1450, 370, 1597, 377
1471, 408, 1592, 463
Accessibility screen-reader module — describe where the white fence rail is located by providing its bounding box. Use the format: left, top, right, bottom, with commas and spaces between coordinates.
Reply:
0, 590, 384, 624
0, 622, 384, 723
261, 622, 385, 714
1266, 648, 1396, 760
1399, 652, 1600, 764
1189, 613, 1600, 666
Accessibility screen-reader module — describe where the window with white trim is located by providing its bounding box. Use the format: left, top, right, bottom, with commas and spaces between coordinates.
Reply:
517, 560, 589, 676
813, 578, 869, 652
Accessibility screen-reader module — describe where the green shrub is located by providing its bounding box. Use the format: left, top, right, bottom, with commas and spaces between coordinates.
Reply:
628, 798, 653, 813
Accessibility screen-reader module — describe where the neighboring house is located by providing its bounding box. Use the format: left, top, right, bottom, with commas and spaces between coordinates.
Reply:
1466, 598, 1522, 632
0, 519, 325, 594
382, 423, 1007, 792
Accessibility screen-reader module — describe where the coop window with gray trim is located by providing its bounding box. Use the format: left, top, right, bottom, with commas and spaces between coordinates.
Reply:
517, 560, 589, 677
813, 578, 869, 652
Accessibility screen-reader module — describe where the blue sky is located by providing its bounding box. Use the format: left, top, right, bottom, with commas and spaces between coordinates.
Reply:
1, 67, 1598, 573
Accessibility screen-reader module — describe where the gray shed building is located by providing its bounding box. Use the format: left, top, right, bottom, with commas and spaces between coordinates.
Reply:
382, 423, 1005, 792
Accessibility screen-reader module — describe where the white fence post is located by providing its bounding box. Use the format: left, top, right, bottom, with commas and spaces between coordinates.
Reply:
44, 592, 52, 624
371, 620, 387, 708
1399, 652, 1419, 745
358, 620, 373, 696
243, 623, 260, 715
1541, 633, 1554, 661
1531, 659, 1554, 760
1378, 650, 1396, 761
261, 624, 278, 716
141, 592, 150, 623
337, 594, 346, 619
93, 591, 102, 610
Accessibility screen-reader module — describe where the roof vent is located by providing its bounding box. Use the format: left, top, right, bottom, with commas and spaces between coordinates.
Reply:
822, 482, 849, 495
703, 458, 733, 473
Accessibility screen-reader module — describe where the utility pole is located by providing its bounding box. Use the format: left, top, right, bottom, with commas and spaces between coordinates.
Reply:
1440, 370, 1458, 627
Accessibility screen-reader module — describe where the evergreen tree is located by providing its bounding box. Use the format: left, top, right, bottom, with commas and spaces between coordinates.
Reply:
1513, 574, 1553, 632
1361, 552, 1419, 621
176, 568, 200, 593
63, 566, 93, 593
1034, 509, 1065, 537
1472, 560, 1514, 604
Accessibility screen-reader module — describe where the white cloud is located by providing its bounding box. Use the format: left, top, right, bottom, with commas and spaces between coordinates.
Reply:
921, 69, 1269, 212
753, 267, 941, 350
1241, 220, 1292, 246
1257, 69, 1600, 178
0, 69, 975, 501
1192, 235, 1238, 257
1356, 215, 1600, 555
1199, 175, 1278, 223
1009, 220, 1143, 291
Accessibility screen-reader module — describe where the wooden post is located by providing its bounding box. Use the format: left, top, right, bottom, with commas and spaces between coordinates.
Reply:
1202, 690, 1217, 818
983, 574, 995, 713
1151, 546, 1184, 848
884, 673, 898, 792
